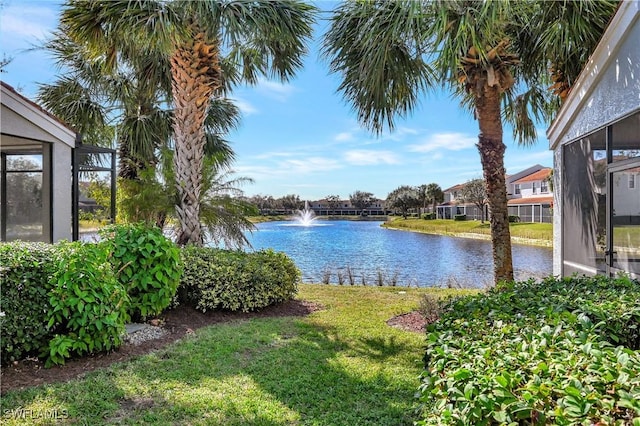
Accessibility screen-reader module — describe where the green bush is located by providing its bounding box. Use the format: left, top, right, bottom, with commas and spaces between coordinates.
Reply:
453, 214, 466, 221
0, 243, 57, 364
179, 247, 300, 312
46, 241, 130, 366
417, 275, 640, 425
100, 223, 182, 320
509, 215, 521, 223
422, 212, 436, 220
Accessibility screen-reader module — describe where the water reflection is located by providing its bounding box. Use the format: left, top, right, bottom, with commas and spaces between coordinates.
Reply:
246, 220, 552, 288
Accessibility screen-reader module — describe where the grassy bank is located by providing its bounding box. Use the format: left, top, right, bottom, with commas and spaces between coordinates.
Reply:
383, 218, 552, 246
0, 285, 467, 426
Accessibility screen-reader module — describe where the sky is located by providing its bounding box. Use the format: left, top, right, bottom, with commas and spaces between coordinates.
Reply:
0, 0, 553, 201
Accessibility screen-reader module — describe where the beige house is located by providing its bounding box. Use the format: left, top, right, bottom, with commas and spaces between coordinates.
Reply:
1, 81, 115, 242
548, 0, 639, 279
1, 81, 76, 242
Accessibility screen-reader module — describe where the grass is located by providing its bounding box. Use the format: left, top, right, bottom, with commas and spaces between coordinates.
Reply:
0, 285, 470, 426
383, 218, 552, 246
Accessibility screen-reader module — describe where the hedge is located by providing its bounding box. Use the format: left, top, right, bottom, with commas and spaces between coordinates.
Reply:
99, 223, 181, 320
179, 247, 301, 312
0, 243, 57, 363
46, 241, 130, 367
417, 275, 640, 425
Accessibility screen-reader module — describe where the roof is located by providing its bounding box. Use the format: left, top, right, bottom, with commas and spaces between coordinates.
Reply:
1, 81, 77, 134
442, 183, 465, 193
513, 168, 552, 184
508, 196, 553, 206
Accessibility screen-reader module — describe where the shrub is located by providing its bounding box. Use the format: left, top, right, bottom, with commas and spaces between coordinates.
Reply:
422, 212, 436, 220
179, 247, 300, 312
417, 275, 640, 425
508, 214, 521, 223
453, 214, 466, 221
47, 241, 130, 366
0, 243, 57, 364
100, 223, 182, 320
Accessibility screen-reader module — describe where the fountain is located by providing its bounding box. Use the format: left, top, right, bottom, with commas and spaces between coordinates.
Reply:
295, 200, 318, 226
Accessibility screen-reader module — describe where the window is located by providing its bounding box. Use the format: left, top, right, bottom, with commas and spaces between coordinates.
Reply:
514, 184, 521, 195
532, 182, 537, 194
629, 173, 636, 189
541, 180, 549, 193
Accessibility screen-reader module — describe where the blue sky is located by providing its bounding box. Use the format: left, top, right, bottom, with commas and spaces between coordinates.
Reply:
0, 0, 553, 201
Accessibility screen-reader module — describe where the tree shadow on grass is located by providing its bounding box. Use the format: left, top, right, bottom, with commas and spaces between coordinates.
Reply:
0, 317, 422, 425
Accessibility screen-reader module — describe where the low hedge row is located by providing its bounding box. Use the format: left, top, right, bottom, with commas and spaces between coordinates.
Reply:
417, 275, 640, 425
1, 230, 300, 366
0, 243, 56, 363
178, 247, 301, 312
0, 224, 181, 366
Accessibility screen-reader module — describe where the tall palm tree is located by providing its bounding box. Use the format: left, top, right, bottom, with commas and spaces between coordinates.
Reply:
39, 23, 254, 247
324, 0, 616, 284
61, 0, 317, 246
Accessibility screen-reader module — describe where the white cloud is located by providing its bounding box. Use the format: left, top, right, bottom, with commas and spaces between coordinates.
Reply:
257, 78, 295, 101
407, 132, 477, 153
383, 126, 419, 142
231, 97, 258, 115
344, 150, 400, 165
237, 156, 341, 178
282, 157, 342, 173
334, 132, 355, 142
0, 5, 56, 41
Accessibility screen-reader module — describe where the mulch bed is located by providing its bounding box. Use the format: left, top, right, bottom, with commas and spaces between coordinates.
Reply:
1, 300, 425, 394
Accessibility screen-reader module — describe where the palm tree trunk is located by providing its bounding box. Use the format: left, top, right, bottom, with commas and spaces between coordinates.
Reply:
475, 85, 514, 284
170, 26, 221, 246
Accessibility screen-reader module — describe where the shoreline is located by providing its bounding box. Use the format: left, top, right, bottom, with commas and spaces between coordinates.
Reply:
382, 224, 553, 248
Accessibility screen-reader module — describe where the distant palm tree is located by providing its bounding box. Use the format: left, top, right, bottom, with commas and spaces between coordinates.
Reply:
425, 183, 444, 215
61, 0, 317, 246
324, 0, 616, 284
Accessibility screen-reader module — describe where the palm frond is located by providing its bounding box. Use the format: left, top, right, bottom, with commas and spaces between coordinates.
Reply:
323, 0, 433, 134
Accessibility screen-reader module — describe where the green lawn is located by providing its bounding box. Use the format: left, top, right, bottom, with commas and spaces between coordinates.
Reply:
0, 285, 468, 426
383, 218, 552, 245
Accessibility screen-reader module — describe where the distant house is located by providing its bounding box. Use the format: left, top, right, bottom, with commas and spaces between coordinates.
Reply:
437, 184, 481, 219
438, 166, 553, 222
308, 199, 388, 216
507, 167, 553, 223
547, 0, 639, 279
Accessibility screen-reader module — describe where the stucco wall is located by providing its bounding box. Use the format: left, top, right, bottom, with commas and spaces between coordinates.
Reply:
556, 13, 640, 145
51, 142, 73, 242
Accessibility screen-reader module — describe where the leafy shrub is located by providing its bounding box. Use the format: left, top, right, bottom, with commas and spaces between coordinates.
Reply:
100, 223, 181, 320
417, 275, 640, 425
47, 241, 130, 366
453, 214, 466, 221
509, 214, 521, 223
0, 243, 57, 364
422, 212, 436, 220
179, 247, 300, 312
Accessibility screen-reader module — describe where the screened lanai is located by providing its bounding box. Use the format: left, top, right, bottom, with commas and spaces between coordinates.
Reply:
1, 81, 115, 242
548, 1, 640, 279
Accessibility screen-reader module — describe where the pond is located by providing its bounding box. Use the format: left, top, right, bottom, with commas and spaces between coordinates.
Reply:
245, 220, 552, 288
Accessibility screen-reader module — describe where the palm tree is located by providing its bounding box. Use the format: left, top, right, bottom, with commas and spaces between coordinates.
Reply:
38, 30, 172, 180
39, 21, 256, 248
61, 0, 317, 246
425, 183, 444, 215
323, 0, 616, 284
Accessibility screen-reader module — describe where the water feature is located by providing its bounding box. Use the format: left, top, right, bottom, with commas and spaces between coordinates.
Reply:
293, 201, 318, 226
246, 220, 552, 288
